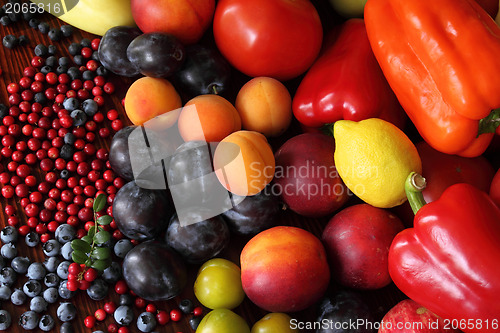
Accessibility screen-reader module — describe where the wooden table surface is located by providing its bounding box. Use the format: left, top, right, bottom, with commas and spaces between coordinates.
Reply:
4, 1, 498, 332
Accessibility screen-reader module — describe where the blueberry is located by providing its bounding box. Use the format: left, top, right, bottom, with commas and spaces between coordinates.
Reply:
38, 22, 50, 34
0, 285, 11, 300
87, 278, 109, 301
119, 293, 134, 306
0, 256, 4, 269
189, 316, 202, 330
48, 44, 57, 55
82, 99, 98, 116
10, 288, 27, 305
39, 314, 55, 331
114, 239, 133, 258
1, 226, 18, 243
67, 66, 81, 80
0, 267, 16, 286
1, 243, 17, 259
28, 18, 39, 28
34, 92, 47, 104
60, 145, 74, 161
43, 239, 61, 257
45, 55, 58, 68
7, 12, 20, 22
92, 51, 100, 62
22, 11, 35, 21
102, 261, 121, 283
11, 256, 31, 274
56, 261, 71, 279
2, 34, 17, 49
43, 256, 61, 273
70, 109, 87, 126
137, 311, 157, 332
40, 65, 52, 74
114, 305, 134, 326
60, 242, 73, 260
30, 296, 48, 313
60, 322, 74, 333
57, 302, 77, 322
82, 70, 95, 81
0, 104, 7, 119
25, 231, 40, 247
64, 133, 76, 145
48, 28, 62, 41
19, 310, 39, 330
57, 65, 68, 74
59, 56, 70, 67
55, 224, 76, 244
62, 97, 80, 112
68, 42, 81, 55
0, 16, 11, 26
26, 262, 46, 280
43, 287, 58, 304
178, 299, 194, 314
18, 35, 29, 46
0, 309, 11, 330
44, 272, 60, 288
23, 280, 42, 297
96, 66, 108, 77
61, 25, 73, 37
34, 44, 48, 57
80, 38, 92, 47
58, 280, 76, 300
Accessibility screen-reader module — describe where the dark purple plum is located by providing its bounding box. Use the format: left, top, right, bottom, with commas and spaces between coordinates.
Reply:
122, 240, 187, 301
98, 26, 142, 77
113, 181, 174, 241
126, 32, 185, 78
222, 187, 280, 235
165, 210, 230, 264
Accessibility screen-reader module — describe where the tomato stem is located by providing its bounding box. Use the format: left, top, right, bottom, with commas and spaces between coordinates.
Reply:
405, 172, 427, 215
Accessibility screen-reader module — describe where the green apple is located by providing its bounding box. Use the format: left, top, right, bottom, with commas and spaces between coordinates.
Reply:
329, 0, 368, 18
196, 309, 250, 333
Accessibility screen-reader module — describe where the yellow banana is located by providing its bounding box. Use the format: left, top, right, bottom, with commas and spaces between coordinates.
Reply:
30, 0, 136, 36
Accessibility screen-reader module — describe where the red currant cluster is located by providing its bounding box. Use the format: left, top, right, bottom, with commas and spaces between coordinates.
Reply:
0, 38, 126, 244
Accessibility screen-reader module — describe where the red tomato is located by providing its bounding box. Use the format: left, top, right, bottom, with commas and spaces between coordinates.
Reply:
417, 141, 495, 203
213, 0, 323, 81
490, 168, 500, 207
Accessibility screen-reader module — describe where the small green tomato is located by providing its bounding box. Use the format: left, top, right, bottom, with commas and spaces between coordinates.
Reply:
196, 309, 250, 333
251, 313, 299, 333
194, 258, 245, 309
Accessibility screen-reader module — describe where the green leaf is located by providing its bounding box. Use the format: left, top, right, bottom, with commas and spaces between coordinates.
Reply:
92, 247, 111, 260
85, 258, 93, 267
81, 235, 93, 244
72, 251, 89, 265
97, 215, 113, 226
93, 193, 107, 212
91, 258, 112, 272
93, 230, 111, 244
71, 239, 91, 253
87, 226, 97, 238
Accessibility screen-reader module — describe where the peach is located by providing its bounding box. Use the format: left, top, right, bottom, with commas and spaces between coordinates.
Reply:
178, 94, 241, 143
213, 131, 275, 196
124, 77, 182, 127
235, 77, 292, 137
131, 0, 215, 45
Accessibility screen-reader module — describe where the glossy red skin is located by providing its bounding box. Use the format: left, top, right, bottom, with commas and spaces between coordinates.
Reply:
417, 141, 495, 203
273, 133, 349, 218
131, 0, 215, 44
322, 204, 404, 290
292, 19, 406, 129
240, 226, 330, 312
389, 184, 500, 332
490, 168, 500, 207
213, 0, 323, 81
380, 299, 461, 333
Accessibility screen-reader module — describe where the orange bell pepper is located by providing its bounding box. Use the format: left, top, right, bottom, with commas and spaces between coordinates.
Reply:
364, 0, 500, 157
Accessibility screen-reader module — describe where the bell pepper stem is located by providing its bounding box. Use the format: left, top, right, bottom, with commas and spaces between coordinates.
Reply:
405, 172, 427, 215
478, 108, 500, 136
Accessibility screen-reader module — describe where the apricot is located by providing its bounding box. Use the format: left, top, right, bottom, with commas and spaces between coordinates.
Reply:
124, 77, 182, 127
178, 94, 241, 142
235, 77, 292, 137
213, 130, 275, 196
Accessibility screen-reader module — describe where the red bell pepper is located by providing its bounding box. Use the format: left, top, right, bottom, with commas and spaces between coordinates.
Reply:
364, 0, 500, 157
389, 172, 500, 332
292, 19, 406, 130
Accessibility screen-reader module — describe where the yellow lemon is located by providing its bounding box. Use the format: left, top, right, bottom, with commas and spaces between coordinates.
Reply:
333, 118, 422, 208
